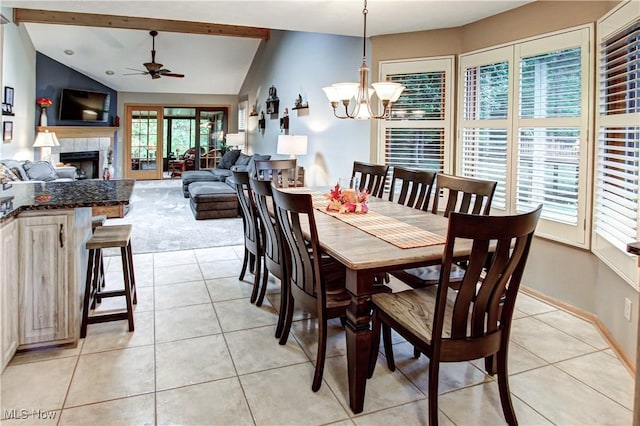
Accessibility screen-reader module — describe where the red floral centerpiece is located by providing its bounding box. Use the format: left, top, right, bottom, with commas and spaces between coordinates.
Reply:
323, 183, 369, 214
36, 97, 52, 126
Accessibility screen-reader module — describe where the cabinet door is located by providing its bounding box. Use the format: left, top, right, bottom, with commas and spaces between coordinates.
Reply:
1, 219, 19, 371
19, 214, 69, 345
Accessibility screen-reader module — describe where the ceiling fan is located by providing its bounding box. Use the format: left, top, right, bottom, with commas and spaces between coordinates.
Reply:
125, 30, 185, 80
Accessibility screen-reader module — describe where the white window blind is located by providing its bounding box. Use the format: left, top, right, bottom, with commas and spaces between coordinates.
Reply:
379, 57, 454, 194
516, 47, 583, 224
460, 57, 510, 210
594, 2, 640, 287
459, 28, 591, 247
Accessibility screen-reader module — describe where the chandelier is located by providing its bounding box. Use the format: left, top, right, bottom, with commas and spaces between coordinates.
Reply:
322, 0, 405, 120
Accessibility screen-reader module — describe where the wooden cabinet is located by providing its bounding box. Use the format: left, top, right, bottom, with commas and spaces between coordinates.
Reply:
18, 213, 70, 346
1, 219, 19, 371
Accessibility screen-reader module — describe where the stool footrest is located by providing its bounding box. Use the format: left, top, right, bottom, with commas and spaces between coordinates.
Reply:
86, 312, 132, 325
98, 289, 127, 298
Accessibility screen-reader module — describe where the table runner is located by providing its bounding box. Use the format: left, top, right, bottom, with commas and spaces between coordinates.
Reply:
311, 194, 445, 249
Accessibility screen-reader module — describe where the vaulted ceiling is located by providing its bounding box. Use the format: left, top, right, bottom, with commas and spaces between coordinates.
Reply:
4, 1, 534, 94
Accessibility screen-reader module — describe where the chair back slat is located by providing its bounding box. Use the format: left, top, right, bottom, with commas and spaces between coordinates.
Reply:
352, 161, 389, 198
272, 189, 322, 302
434, 205, 542, 346
388, 166, 437, 211
254, 159, 297, 188
249, 178, 284, 279
432, 174, 497, 217
231, 170, 260, 253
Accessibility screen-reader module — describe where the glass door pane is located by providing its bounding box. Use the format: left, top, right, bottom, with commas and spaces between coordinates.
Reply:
125, 106, 163, 180
199, 110, 226, 169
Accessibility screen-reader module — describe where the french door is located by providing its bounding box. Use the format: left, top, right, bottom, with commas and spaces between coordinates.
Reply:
124, 105, 164, 180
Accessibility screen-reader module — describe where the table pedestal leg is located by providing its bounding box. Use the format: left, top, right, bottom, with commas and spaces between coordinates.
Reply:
345, 269, 374, 414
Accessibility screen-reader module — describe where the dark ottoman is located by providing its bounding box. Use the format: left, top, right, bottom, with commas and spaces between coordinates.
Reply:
188, 182, 238, 220
181, 170, 221, 197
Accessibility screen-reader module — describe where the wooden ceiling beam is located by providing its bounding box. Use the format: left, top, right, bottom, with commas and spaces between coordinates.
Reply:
13, 8, 270, 40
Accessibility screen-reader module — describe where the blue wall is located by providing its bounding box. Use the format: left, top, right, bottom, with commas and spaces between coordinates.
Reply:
35, 52, 118, 127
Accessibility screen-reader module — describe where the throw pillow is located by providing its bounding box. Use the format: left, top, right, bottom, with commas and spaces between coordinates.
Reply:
23, 161, 59, 181
0, 163, 19, 182
216, 149, 241, 170
0, 159, 28, 180
235, 153, 251, 167
247, 154, 271, 177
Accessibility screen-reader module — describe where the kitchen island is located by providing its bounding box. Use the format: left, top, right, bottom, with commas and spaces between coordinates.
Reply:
0, 179, 134, 371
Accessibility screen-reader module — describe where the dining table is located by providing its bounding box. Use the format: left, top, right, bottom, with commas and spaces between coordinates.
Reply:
279, 187, 477, 414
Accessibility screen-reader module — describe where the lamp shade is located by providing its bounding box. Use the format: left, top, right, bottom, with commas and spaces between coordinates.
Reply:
33, 130, 60, 147
277, 135, 308, 156
225, 133, 245, 147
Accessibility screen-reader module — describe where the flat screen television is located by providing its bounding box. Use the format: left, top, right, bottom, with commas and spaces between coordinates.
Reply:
58, 88, 110, 122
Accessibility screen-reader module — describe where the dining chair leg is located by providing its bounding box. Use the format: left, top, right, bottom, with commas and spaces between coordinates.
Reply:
239, 248, 249, 281
485, 354, 497, 375
256, 263, 269, 307
312, 316, 328, 392
275, 275, 287, 339
249, 254, 262, 304
278, 291, 295, 345
382, 323, 396, 371
428, 358, 441, 426
497, 348, 518, 426
249, 253, 256, 274
413, 346, 421, 359
368, 310, 382, 378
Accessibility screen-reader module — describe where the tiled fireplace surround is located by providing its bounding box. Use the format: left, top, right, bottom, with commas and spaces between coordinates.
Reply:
38, 127, 115, 179
52, 137, 111, 178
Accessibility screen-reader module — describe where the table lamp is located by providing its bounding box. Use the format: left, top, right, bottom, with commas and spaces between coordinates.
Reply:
226, 133, 245, 151
33, 130, 60, 163
277, 134, 308, 159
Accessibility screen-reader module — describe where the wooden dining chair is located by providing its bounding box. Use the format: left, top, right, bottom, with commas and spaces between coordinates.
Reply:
391, 173, 497, 289
369, 205, 542, 426
388, 166, 437, 211
271, 187, 351, 392
249, 177, 288, 337
254, 159, 297, 188
231, 170, 263, 305
352, 161, 389, 198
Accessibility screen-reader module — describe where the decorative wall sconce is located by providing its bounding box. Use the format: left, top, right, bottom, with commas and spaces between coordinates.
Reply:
258, 111, 266, 130
280, 108, 289, 132
266, 85, 279, 115
293, 93, 308, 110
249, 103, 258, 117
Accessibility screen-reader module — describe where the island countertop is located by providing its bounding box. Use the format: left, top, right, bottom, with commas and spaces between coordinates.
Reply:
0, 179, 135, 222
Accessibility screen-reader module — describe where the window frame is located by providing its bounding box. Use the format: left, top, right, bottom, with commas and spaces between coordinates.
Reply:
457, 26, 593, 249
377, 56, 455, 177
593, 0, 640, 289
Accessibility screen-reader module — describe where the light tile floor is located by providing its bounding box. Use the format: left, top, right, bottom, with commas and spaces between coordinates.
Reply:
1, 246, 633, 425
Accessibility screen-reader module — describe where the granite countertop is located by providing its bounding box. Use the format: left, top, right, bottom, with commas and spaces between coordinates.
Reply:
0, 179, 135, 223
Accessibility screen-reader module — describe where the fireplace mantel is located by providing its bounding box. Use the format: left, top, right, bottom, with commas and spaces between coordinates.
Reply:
36, 126, 118, 139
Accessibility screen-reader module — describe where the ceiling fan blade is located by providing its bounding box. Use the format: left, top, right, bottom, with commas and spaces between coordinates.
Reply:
123, 72, 148, 76
126, 67, 147, 73
163, 73, 185, 78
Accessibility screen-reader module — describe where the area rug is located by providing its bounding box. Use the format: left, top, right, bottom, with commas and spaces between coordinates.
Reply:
106, 179, 244, 254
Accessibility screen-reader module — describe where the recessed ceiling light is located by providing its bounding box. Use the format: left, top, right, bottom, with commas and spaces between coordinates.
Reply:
105, 70, 115, 76
64, 49, 74, 55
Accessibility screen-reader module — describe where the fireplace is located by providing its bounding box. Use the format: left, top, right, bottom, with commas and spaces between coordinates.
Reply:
60, 151, 100, 179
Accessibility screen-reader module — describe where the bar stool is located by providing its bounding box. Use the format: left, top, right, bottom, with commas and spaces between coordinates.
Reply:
81, 224, 137, 338
91, 215, 107, 290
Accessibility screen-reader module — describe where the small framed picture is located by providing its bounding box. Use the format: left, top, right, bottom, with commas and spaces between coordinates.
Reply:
3, 86, 13, 106
3, 121, 13, 142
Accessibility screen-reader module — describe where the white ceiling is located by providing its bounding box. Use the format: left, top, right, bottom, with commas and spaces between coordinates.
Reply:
5, 0, 534, 94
